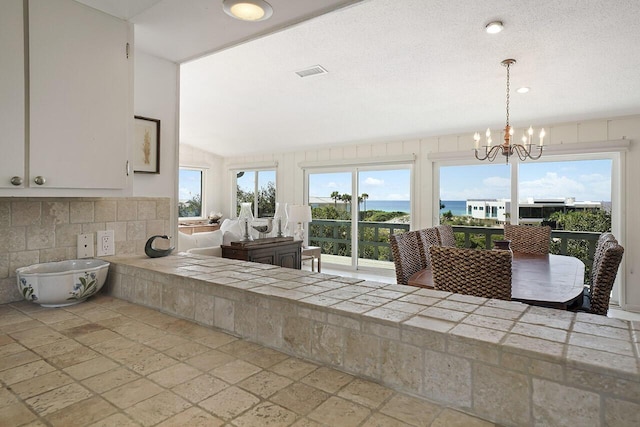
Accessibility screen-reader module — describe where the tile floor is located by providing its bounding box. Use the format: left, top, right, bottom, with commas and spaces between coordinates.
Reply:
0, 295, 496, 426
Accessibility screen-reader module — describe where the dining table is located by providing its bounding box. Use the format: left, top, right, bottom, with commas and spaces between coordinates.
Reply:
408, 252, 586, 309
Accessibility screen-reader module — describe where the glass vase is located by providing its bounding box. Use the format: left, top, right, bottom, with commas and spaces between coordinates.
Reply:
238, 202, 254, 241
273, 202, 288, 238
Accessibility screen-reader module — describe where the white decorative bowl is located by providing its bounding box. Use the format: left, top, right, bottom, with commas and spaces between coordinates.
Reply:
16, 259, 110, 307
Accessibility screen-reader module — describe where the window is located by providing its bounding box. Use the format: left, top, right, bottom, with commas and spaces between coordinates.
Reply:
439, 158, 612, 229
306, 166, 412, 270
437, 154, 618, 300
440, 163, 510, 225
235, 170, 276, 217
179, 168, 204, 218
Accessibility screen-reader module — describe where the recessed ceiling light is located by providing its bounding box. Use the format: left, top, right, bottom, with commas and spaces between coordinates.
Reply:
485, 21, 503, 34
517, 87, 530, 94
222, 0, 273, 22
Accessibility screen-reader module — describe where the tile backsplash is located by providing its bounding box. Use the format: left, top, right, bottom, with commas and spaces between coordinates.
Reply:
0, 197, 171, 304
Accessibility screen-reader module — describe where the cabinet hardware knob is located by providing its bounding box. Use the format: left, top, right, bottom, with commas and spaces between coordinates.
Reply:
10, 176, 23, 186
34, 176, 46, 185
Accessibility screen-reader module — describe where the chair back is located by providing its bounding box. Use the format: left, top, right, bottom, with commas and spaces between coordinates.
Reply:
589, 235, 624, 315
504, 224, 551, 254
417, 227, 440, 268
590, 232, 616, 285
428, 246, 512, 300
435, 224, 456, 247
389, 231, 424, 285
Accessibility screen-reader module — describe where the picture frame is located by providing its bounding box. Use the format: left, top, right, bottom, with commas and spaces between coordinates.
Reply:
134, 115, 160, 173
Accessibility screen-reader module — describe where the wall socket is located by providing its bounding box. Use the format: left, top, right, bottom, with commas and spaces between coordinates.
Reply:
97, 230, 115, 256
77, 233, 94, 258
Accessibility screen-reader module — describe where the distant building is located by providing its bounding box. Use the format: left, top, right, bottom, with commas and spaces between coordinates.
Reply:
466, 198, 602, 224
309, 196, 348, 210
467, 199, 510, 222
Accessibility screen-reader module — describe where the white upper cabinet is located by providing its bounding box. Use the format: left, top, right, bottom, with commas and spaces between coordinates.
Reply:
0, 0, 25, 189
29, 0, 130, 190
0, 0, 132, 195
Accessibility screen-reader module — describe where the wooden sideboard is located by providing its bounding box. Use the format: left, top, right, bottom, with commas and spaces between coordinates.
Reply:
178, 223, 220, 235
222, 237, 302, 269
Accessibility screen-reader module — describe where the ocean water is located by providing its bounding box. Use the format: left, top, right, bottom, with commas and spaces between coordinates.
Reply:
315, 200, 468, 215
359, 200, 409, 213
440, 200, 468, 216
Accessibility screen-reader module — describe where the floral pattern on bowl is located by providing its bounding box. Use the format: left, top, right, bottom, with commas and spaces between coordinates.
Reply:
16, 259, 110, 307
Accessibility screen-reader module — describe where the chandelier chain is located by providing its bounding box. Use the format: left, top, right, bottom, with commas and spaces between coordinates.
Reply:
505, 62, 510, 127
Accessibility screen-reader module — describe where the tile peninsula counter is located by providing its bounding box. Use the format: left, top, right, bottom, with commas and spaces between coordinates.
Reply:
103, 253, 640, 426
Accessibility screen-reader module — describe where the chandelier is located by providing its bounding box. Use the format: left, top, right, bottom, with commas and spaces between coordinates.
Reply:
473, 59, 545, 163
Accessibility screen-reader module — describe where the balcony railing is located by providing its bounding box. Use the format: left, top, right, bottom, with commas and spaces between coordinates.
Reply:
309, 220, 409, 259
308, 221, 600, 277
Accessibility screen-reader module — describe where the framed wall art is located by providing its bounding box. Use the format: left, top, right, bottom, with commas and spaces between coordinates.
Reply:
134, 115, 160, 173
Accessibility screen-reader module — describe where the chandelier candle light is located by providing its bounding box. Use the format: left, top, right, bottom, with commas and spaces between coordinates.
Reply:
474, 59, 545, 163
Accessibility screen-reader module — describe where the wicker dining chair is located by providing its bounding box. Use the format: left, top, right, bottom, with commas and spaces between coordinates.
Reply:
574, 233, 624, 316
590, 232, 617, 285
428, 246, 512, 300
504, 224, 551, 254
417, 227, 440, 268
435, 224, 457, 247
389, 231, 425, 285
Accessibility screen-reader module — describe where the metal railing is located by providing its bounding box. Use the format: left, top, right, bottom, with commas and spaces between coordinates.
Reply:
309, 220, 409, 259
308, 221, 600, 274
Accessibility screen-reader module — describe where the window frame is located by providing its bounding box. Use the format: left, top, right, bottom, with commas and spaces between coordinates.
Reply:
232, 168, 277, 218
304, 162, 414, 271
178, 166, 207, 220
433, 149, 624, 304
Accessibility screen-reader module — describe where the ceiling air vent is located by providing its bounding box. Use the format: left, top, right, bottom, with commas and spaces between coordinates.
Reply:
295, 65, 328, 78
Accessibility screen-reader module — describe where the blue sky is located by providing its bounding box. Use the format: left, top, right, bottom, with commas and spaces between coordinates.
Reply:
180, 159, 612, 203
178, 169, 202, 202
308, 169, 411, 201
440, 159, 612, 202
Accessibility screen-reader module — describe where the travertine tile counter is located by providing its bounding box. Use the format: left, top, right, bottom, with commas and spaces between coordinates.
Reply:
103, 253, 640, 426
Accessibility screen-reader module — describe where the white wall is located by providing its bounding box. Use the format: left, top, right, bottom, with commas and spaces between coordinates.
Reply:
216, 114, 640, 311
133, 51, 179, 238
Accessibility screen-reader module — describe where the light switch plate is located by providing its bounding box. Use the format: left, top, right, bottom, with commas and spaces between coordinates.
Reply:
97, 230, 115, 256
77, 233, 94, 258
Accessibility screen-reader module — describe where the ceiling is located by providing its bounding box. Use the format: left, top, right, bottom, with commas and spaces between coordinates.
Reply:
79, 0, 640, 158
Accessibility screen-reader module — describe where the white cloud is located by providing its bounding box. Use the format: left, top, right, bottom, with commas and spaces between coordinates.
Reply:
519, 172, 610, 201
364, 177, 384, 186
179, 187, 195, 202
483, 176, 510, 188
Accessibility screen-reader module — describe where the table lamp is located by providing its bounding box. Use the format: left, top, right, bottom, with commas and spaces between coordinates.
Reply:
288, 204, 312, 243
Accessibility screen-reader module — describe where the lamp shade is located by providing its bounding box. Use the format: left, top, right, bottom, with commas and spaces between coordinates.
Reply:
288, 205, 312, 223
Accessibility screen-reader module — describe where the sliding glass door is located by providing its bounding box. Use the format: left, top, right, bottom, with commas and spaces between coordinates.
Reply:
308, 172, 353, 267
306, 165, 412, 270
357, 168, 411, 269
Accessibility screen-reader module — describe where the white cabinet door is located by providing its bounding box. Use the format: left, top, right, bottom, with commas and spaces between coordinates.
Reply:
28, 0, 130, 189
0, 0, 25, 189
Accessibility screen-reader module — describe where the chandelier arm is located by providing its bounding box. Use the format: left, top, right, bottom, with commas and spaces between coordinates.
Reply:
487, 146, 500, 162
527, 146, 543, 160
474, 149, 489, 161
513, 144, 529, 161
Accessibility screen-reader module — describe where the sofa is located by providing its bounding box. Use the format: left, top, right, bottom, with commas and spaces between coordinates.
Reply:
177, 219, 247, 256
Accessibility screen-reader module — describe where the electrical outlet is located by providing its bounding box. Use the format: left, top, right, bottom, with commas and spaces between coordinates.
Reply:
77, 233, 94, 258
97, 230, 115, 256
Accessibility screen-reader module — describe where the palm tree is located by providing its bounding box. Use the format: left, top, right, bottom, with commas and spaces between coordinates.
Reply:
330, 191, 341, 207
361, 193, 369, 212
341, 193, 352, 212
